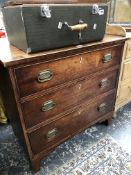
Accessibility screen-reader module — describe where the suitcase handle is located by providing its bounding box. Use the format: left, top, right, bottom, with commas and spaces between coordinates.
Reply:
70, 23, 88, 31
62, 22, 88, 31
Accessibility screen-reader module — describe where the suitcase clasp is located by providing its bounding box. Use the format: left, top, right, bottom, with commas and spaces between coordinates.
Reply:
92, 4, 104, 15
40, 5, 51, 18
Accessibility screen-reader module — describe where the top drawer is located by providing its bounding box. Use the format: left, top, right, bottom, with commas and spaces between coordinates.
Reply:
125, 41, 131, 60
15, 45, 122, 97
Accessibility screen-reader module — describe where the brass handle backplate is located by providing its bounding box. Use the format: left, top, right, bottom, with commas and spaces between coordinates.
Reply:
46, 128, 59, 140
41, 100, 55, 112
103, 53, 112, 63
98, 103, 107, 113
99, 78, 110, 88
37, 69, 53, 83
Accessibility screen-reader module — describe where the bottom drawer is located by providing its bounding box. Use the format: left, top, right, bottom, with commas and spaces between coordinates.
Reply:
28, 91, 116, 155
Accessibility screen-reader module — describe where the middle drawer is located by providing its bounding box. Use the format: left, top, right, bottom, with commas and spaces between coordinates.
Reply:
21, 68, 118, 129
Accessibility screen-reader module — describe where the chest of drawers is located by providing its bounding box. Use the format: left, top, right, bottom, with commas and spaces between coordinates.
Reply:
0, 35, 127, 172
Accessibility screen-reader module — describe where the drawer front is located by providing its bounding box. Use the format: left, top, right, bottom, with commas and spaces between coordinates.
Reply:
119, 81, 131, 101
15, 45, 122, 97
22, 69, 118, 128
125, 41, 131, 60
28, 91, 116, 155
122, 61, 131, 80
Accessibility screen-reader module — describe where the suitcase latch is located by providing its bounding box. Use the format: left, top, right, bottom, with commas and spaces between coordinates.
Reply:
92, 4, 104, 15
40, 5, 51, 18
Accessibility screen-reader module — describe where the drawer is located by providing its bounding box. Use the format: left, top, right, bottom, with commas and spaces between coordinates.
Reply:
125, 41, 131, 60
15, 45, 122, 97
119, 80, 131, 101
28, 91, 116, 155
22, 68, 118, 129
122, 61, 131, 80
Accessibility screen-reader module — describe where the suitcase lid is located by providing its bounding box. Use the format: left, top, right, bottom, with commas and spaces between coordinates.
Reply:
4, 0, 108, 6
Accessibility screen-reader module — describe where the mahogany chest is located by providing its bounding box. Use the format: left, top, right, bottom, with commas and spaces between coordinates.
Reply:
0, 35, 127, 172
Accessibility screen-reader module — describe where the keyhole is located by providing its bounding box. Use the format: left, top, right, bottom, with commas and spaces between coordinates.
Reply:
78, 110, 82, 115
78, 84, 82, 89
80, 56, 83, 64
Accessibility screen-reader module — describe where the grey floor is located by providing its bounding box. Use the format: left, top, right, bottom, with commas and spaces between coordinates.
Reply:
0, 102, 131, 174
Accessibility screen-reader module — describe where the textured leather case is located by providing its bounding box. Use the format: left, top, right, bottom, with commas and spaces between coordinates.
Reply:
2, 4, 108, 53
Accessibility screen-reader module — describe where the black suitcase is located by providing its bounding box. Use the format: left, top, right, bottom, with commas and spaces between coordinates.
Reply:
2, 4, 108, 53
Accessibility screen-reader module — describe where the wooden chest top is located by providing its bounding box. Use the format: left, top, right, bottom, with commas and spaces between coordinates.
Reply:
0, 34, 129, 67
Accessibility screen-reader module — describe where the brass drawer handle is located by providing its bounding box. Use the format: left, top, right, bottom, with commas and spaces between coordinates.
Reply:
103, 53, 112, 63
98, 103, 107, 113
41, 100, 55, 112
99, 78, 110, 88
46, 128, 59, 140
37, 70, 53, 83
